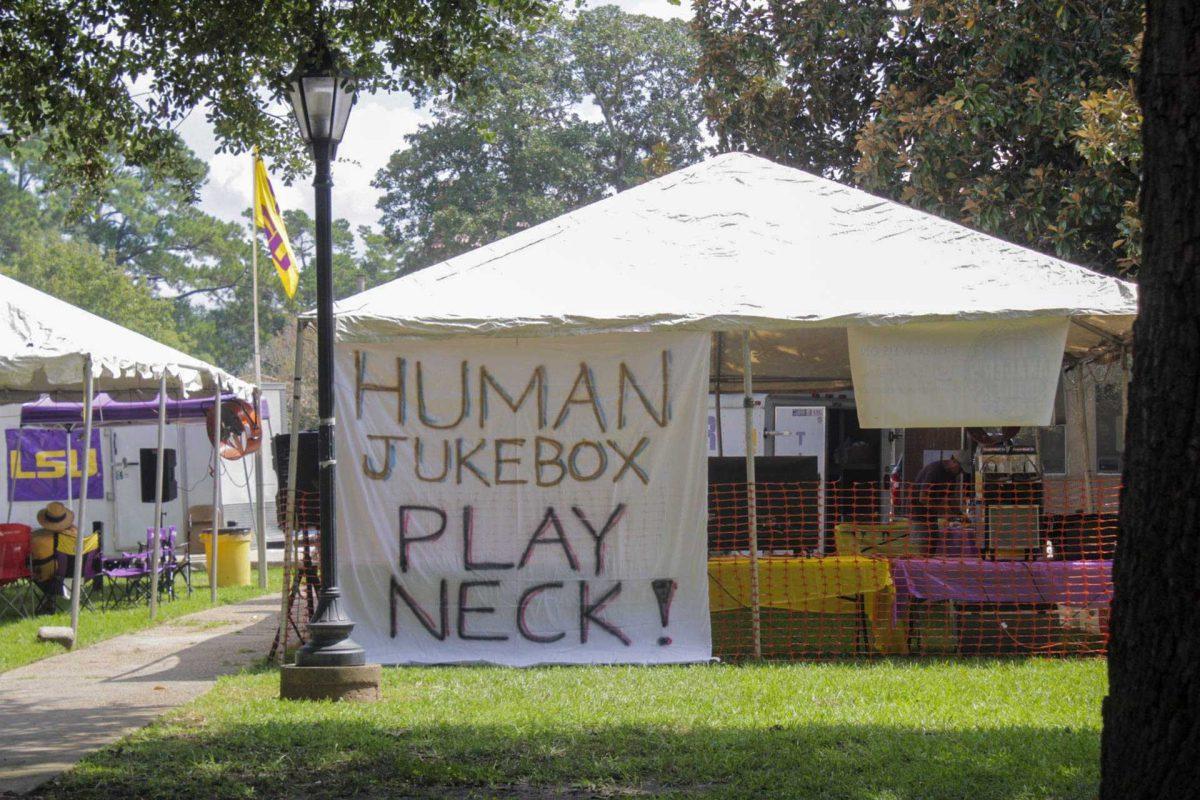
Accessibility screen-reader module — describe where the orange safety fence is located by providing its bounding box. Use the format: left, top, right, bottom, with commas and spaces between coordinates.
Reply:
271, 478, 1118, 662
708, 478, 1117, 660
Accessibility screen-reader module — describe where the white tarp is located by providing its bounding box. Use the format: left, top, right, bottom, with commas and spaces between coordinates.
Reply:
848, 319, 1071, 427
0, 273, 251, 399
323, 153, 1136, 348
335, 331, 712, 665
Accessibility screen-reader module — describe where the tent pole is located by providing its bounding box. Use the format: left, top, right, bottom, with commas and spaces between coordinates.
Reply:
1120, 348, 1130, 470
68, 357, 94, 645
741, 331, 762, 660
63, 425, 73, 607
249, 156, 268, 591
1075, 371, 1095, 513
279, 318, 305, 662
149, 373, 167, 620
209, 378, 223, 603
714, 332, 725, 457
177, 408, 192, 596
254, 387, 268, 589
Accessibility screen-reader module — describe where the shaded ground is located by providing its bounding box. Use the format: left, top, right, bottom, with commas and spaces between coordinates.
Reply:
0, 595, 277, 795
32, 659, 1106, 800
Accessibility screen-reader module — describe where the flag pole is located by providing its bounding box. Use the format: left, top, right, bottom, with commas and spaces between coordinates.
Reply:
250, 149, 269, 589
251, 148, 263, 388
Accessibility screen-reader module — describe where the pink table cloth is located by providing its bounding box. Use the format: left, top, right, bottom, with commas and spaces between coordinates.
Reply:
891, 558, 1112, 620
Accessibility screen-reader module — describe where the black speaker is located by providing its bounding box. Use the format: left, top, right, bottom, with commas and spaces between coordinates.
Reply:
139, 448, 178, 503
272, 431, 319, 494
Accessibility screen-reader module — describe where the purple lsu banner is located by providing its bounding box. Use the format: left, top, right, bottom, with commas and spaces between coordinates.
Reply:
5, 428, 104, 502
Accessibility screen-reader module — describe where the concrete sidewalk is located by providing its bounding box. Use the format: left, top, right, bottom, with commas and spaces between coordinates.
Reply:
0, 595, 278, 796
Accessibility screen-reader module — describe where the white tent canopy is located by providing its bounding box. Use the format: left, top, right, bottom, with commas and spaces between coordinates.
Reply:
316, 153, 1139, 663
2, 272, 257, 638
0, 272, 252, 401
324, 152, 1136, 357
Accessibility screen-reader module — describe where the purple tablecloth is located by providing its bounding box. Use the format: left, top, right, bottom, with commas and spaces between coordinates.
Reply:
891, 558, 1112, 621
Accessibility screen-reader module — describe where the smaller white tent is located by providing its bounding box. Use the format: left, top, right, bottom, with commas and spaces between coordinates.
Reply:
0, 272, 252, 401
1, 272, 255, 637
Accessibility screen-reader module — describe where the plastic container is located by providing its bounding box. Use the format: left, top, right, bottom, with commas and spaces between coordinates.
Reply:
833, 520, 924, 557
199, 527, 252, 587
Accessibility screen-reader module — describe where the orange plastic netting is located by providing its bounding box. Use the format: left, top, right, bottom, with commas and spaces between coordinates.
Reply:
272, 479, 1117, 661
708, 479, 1116, 660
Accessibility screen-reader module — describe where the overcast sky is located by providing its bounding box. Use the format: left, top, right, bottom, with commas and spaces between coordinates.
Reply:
180, 0, 691, 235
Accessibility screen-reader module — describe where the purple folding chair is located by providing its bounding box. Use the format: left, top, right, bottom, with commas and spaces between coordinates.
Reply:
151, 526, 182, 601
103, 526, 180, 607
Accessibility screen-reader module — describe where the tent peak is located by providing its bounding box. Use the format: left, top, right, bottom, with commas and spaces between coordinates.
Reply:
323, 152, 1137, 345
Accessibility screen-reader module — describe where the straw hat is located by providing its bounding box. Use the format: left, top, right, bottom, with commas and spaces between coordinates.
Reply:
37, 501, 75, 531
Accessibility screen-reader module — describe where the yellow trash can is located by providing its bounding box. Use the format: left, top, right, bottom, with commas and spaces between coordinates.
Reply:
200, 527, 252, 587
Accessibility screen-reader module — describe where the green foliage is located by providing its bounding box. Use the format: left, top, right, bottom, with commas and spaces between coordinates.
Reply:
42, 660, 1107, 799
0, 137, 397, 374
695, 0, 1143, 275
374, 5, 706, 273
0, 0, 551, 196
0, 230, 187, 350
695, 0, 900, 180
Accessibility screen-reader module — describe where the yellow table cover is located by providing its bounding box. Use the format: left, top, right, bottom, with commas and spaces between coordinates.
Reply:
707, 555, 907, 654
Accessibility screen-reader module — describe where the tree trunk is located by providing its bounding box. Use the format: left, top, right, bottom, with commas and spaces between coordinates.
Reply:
1100, 1, 1200, 795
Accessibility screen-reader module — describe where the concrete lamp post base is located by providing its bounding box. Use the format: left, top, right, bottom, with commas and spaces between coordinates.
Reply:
280, 664, 382, 702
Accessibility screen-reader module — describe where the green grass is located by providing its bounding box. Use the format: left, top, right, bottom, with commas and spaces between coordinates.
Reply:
35, 659, 1107, 800
0, 567, 281, 673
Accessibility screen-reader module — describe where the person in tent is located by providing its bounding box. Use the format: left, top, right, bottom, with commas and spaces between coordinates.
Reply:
911, 455, 967, 556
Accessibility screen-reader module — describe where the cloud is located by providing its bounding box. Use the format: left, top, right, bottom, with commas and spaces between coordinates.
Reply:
179, 0, 687, 232
605, 0, 692, 20
182, 94, 427, 233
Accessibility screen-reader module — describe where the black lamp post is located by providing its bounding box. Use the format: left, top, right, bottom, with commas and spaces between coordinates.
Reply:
287, 45, 365, 668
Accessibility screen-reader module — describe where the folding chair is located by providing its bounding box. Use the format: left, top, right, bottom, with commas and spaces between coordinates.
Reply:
184, 505, 220, 595
140, 526, 183, 602
101, 526, 174, 607
101, 556, 152, 607
0, 524, 36, 618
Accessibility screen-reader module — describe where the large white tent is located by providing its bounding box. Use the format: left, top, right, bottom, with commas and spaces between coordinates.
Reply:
1, 272, 257, 638
308, 153, 1138, 664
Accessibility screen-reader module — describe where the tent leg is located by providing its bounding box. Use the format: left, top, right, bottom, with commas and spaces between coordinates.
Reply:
177, 421, 192, 596
254, 388, 269, 589
149, 373, 167, 619
68, 358, 94, 645
279, 318, 306, 663
714, 332, 725, 457
1076, 371, 1095, 513
742, 331, 762, 660
209, 379, 223, 603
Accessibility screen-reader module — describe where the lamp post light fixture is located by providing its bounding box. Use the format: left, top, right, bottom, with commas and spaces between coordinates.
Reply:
286, 44, 365, 670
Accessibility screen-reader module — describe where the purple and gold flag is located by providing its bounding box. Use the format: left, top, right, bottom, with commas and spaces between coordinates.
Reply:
254, 154, 300, 298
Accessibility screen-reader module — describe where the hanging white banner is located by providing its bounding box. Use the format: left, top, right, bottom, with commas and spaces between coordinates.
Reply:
334, 331, 712, 665
848, 318, 1069, 428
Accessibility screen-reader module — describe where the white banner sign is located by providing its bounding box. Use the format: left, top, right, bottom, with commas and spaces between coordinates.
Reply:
334, 331, 712, 665
848, 318, 1069, 428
